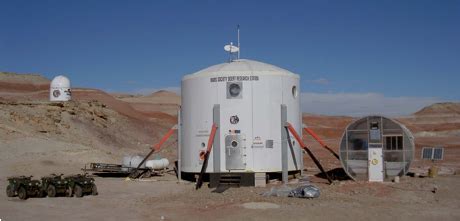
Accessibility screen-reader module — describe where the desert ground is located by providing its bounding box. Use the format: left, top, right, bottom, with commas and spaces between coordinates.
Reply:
1, 72, 459, 220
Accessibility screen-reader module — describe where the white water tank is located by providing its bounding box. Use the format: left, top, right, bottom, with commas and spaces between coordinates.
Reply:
122, 155, 146, 168
146, 158, 170, 170
180, 59, 302, 174
49, 75, 71, 101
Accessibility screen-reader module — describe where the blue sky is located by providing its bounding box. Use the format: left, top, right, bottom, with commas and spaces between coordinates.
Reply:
0, 0, 458, 116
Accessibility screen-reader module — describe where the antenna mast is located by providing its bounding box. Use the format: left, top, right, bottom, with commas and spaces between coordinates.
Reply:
223, 25, 241, 62
237, 25, 240, 59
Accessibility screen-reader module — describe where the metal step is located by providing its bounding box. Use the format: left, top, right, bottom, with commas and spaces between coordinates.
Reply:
209, 173, 255, 188
219, 174, 241, 186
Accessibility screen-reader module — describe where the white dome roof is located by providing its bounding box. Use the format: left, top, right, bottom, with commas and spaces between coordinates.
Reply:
183, 59, 299, 80
50, 75, 70, 88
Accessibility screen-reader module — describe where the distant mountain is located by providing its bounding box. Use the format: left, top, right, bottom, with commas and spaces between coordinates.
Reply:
0, 72, 50, 92
114, 90, 180, 116
0, 72, 50, 84
414, 102, 460, 116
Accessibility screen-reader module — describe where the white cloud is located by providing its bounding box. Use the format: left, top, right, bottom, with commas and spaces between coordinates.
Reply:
309, 78, 330, 85
301, 92, 446, 117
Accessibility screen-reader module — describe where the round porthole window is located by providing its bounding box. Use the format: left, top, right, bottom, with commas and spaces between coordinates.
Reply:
229, 83, 241, 97
53, 90, 61, 98
292, 86, 298, 98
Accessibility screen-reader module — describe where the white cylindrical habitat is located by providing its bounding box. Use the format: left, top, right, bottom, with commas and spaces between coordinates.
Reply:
180, 59, 302, 174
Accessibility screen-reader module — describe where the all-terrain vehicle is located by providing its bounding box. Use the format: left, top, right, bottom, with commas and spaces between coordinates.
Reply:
6, 176, 42, 200
65, 174, 98, 197
40, 174, 71, 197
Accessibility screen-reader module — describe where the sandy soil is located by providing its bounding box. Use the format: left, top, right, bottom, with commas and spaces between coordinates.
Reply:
1, 174, 459, 221
114, 90, 180, 117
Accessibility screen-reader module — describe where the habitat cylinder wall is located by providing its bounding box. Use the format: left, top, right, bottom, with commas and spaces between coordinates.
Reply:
180, 59, 303, 174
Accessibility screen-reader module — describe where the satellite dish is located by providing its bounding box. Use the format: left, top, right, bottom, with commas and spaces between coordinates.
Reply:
224, 44, 239, 53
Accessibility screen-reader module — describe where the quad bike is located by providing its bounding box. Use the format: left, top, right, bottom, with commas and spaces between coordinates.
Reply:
6, 176, 42, 200
65, 174, 98, 197
40, 173, 71, 197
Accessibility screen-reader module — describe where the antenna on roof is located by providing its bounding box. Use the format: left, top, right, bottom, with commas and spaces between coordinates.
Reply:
223, 25, 241, 62
237, 24, 240, 59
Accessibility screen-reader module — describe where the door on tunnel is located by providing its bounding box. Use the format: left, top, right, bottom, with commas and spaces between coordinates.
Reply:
368, 146, 383, 182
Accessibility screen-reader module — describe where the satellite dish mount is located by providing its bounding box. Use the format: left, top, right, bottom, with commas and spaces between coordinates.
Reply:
224, 25, 241, 62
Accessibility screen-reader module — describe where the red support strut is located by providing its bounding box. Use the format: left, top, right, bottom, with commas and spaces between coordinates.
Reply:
196, 123, 218, 189
303, 127, 340, 160
285, 123, 333, 184
153, 127, 177, 152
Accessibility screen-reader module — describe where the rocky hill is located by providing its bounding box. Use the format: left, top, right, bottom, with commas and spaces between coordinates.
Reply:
414, 102, 460, 116
0, 72, 49, 92
113, 90, 180, 117
0, 72, 177, 176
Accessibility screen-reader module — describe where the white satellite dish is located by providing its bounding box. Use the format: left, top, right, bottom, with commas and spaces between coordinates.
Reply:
224, 44, 239, 53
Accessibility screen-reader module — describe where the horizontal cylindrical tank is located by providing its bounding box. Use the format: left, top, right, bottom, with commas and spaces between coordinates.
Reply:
122, 155, 146, 168
339, 116, 414, 181
180, 59, 303, 174
146, 158, 170, 170
50, 75, 71, 101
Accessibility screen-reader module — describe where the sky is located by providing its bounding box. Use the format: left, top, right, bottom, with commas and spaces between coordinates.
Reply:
0, 0, 459, 116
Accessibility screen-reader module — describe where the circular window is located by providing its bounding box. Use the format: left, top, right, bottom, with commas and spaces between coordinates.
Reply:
292, 86, 298, 98
229, 83, 241, 97
231, 140, 238, 147
53, 90, 61, 98
230, 115, 239, 124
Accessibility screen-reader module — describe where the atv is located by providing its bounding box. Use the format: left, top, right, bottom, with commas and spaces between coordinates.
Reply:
65, 174, 98, 197
40, 173, 71, 197
6, 176, 42, 200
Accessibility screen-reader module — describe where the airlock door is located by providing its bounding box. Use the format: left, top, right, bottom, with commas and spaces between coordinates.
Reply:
368, 146, 384, 182
225, 134, 246, 170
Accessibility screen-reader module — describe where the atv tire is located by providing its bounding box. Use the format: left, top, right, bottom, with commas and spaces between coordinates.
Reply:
74, 185, 83, 198
6, 185, 15, 197
18, 186, 28, 200
91, 184, 98, 196
47, 185, 57, 197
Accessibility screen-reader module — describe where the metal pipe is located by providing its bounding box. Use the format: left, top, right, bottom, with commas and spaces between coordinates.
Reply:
237, 25, 240, 59
281, 105, 288, 184
178, 107, 182, 182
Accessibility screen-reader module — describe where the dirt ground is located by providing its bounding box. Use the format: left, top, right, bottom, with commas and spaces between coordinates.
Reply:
1, 173, 459, 221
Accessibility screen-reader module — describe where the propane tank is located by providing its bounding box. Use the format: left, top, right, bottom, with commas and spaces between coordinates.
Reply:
122, 155, 146, 168
146, 158, 170, 170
